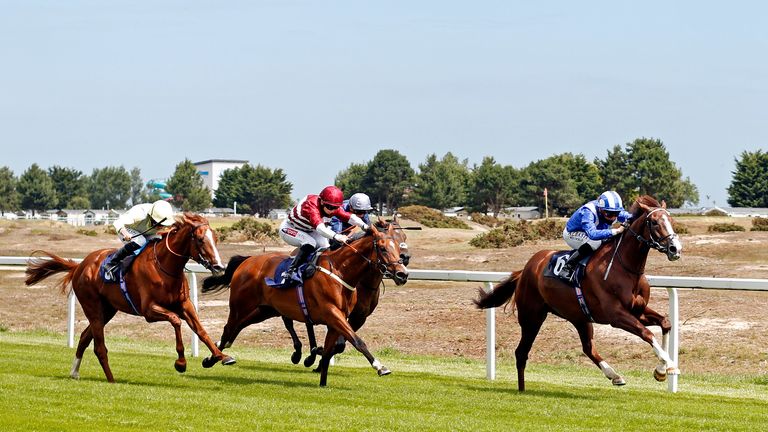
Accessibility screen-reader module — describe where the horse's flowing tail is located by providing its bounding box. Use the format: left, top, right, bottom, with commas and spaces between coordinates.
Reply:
473, 270, 522, 309
202, 255, 249, 293
25, 251, 79, 293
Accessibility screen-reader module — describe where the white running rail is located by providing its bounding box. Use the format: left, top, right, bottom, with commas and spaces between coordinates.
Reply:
3, 256, 767, 393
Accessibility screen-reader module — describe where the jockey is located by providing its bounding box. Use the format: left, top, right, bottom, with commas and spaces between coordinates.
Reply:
329, 192, 373, 236
105, 200, 175, 280
279, 186, 370, 280
559, 191, 632, 279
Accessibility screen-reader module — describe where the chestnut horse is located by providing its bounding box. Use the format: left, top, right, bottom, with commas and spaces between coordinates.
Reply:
201, 219, 409, 386
281, 222, 411, 367
24, 212, 235, 382
474, 195, 683, 391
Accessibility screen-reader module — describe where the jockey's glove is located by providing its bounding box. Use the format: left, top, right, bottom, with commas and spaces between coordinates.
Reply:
334, 233, 349, 243
611, 226, 626, 236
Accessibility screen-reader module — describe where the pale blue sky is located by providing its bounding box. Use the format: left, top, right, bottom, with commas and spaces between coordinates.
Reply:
2, 1, 766, 207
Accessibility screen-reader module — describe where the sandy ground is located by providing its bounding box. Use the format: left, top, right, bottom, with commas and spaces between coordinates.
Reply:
1, 216, 767, 378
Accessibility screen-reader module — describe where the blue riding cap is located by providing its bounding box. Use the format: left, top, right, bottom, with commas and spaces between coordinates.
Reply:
596, 191, 624, 212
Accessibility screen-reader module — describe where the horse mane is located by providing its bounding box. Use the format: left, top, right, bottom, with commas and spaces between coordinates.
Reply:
628, 195, 660, 218
172, 212, 209, 230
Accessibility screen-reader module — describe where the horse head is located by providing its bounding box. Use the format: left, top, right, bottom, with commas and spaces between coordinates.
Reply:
369, 219, 409, 285
627, 196, 682, 261
168, 212, 226, 275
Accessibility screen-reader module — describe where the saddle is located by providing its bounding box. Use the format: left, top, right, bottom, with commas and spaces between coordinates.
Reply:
544, 250, 590, 286
265, 249, 323, 289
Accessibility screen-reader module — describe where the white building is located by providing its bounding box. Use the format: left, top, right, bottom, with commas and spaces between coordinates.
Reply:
193, 159, 248, 196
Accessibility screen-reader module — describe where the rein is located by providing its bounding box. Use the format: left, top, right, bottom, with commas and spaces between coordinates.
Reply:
338, 229, 404, 278
608, 207, 675, 277
154, 223, 211, 277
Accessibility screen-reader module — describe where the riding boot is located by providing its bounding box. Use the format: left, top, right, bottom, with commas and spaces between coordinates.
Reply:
282, 244, 315, 280
105, 242, 141, 281
560, 243, 594, 280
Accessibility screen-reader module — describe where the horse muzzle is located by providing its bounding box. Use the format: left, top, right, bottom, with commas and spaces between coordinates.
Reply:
392, 269, 409, 286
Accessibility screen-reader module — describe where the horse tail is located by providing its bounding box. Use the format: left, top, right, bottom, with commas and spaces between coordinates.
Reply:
202, 255, 249, 294
473, 270, 522, 309
25, 251, 79, 294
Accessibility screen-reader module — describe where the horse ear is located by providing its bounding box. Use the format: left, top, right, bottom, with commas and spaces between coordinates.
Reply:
661, 200, 667, 209
638, 202, 652, 213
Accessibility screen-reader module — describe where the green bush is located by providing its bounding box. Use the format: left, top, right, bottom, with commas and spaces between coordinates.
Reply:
470, 219, 566, 248
398, 205, 470, 229
707, 223, 745, 233
76, 229, 98, 237
218, 217, 279, 242
751, 217, 768, 231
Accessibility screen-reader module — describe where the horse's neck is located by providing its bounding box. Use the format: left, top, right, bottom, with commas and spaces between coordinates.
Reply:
154, 232, 190, 275
615, 221, 651, 274
326, 239, 373, 283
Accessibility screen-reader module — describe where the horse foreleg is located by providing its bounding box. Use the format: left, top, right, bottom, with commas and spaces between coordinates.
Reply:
144, 303, 189, 373
282, 317, 303, 365
611, 312, 679, 382
176, 300, 236, 369
573, 321, 625, 386
638, 305, 673, 380
319, 312, 389, 387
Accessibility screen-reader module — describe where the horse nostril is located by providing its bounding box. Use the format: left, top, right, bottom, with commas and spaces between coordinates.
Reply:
668, 245, 677, 254
396, 271, 408, 281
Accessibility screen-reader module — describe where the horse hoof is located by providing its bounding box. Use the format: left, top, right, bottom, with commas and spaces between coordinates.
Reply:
175, 361, 187, 373
222, 356, 236, 366
202, 356, 218, 368
377, 367, 391, 377
70, 373, 80, 380
611, 377, 626, 386
291, 351, 301, 364
303, 355, 317, 368
653, 368, 667, 382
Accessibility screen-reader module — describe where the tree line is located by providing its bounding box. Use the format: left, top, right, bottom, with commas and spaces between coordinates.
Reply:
1, 138, 766, 217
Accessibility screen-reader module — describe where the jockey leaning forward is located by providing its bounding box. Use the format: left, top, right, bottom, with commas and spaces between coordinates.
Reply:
105, 200, 175, 280
558, 190, 632, 280
279, 186, 370, 280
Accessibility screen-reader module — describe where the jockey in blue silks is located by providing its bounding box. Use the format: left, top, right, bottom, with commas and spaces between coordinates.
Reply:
558, 191, 632, 279
330, 193, 373, 235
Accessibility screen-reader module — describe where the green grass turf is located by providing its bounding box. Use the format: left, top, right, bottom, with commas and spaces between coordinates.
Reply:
1, 331, 766, 431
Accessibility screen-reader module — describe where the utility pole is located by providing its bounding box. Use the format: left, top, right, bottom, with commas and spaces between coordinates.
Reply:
543, 187, 549, 219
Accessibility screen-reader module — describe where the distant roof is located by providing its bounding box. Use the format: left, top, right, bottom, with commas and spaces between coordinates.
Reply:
193, 159, 248, 165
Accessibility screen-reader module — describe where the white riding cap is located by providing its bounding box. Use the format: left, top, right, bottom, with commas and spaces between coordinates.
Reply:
349, 193, 373, 211
150, 200, 175, 226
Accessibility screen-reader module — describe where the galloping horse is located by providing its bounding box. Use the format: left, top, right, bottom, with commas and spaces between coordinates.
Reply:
281, 221, 411, 367
474, 195, 683, 391
201, 219, 409, 386
25, 212, 235, 382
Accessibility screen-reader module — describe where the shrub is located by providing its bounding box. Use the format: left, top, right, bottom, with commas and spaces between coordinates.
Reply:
707, 223, 745, 233
703, 208, 728, 217
470, 219, 566, 248
397, 205, 470, 229
469, 212, 503, 228
751, 217, 768, 231
218, 217, 279, 242
672, 221, 689, 234
76, 229, 98, 237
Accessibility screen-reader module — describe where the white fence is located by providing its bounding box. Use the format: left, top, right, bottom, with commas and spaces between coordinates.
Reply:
2, 256, 768, 393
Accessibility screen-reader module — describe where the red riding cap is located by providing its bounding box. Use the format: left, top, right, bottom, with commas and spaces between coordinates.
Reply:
319, 186, 344, 206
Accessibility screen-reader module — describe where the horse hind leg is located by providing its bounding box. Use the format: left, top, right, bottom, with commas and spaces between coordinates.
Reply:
514, 306, 548, 392
574, 321, 626, 386
282, 318, 303, 365
71, 325, 94, 379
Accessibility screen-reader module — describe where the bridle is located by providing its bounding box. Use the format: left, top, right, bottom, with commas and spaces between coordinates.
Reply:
624, 208, 679, 255
155, 222, 215, 276
340, 226, 406, 278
